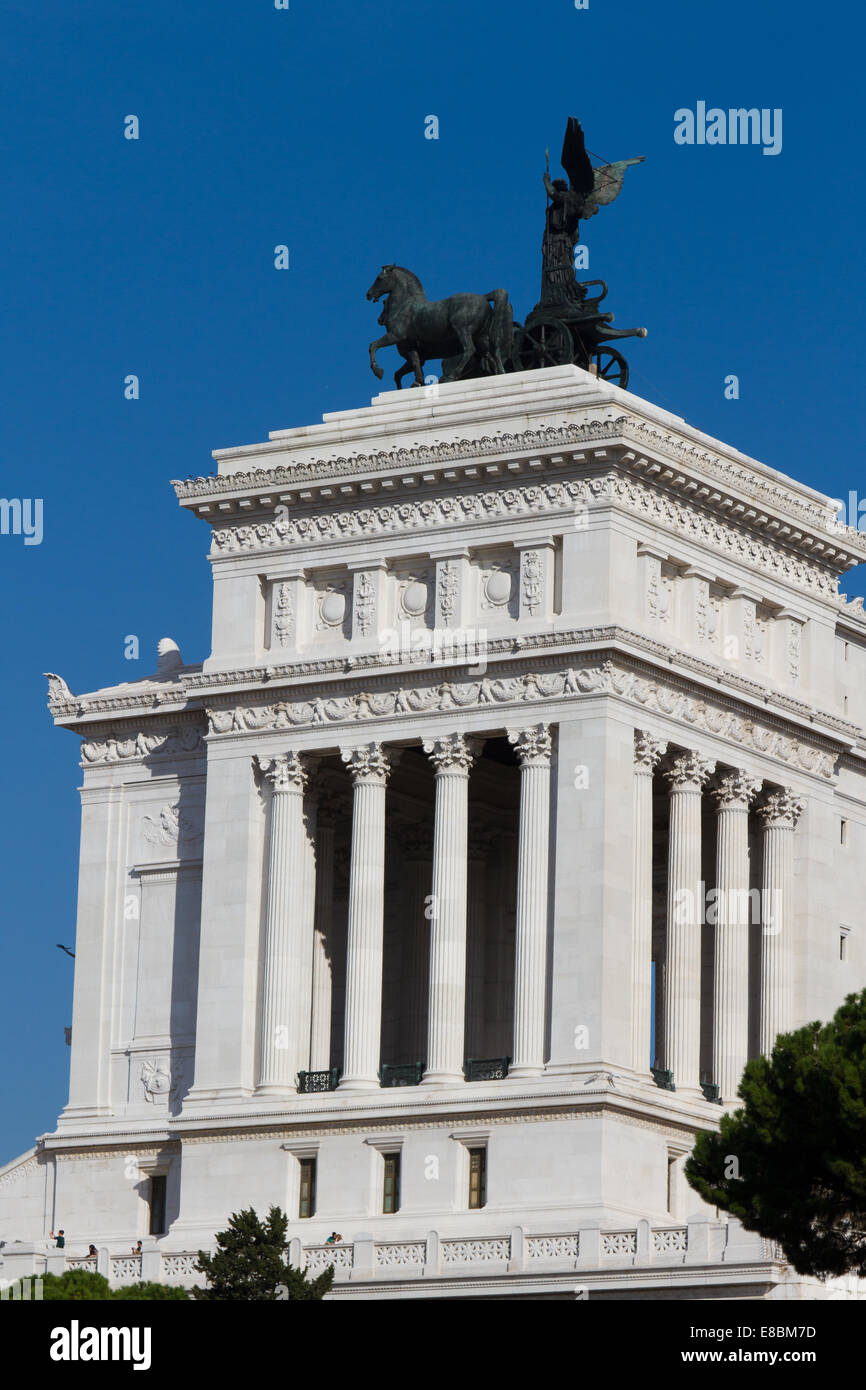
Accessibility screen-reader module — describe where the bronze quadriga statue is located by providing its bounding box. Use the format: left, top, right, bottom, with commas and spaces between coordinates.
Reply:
368, 117, 647, 391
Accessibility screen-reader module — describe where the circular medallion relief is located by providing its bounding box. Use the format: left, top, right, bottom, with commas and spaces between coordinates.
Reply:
402, 580, 428, 617
484, 570, 512, 606
320, 591, 346, 626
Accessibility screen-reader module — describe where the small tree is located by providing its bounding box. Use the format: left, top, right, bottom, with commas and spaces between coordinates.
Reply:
686, 988, 866, 1277
192, 1206, 333, 1301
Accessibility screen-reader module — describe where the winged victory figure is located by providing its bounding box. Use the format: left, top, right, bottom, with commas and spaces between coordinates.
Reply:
539, 116, 643, 309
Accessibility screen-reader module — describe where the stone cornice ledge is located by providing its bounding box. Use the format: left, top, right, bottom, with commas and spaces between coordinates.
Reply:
172, 414, 853, 554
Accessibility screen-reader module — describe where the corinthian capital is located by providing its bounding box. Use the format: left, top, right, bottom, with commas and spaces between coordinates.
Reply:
423, 733, 481, 774
757, 789, 805, 830
507, 723, 552, 767
341, 742, 393, 785
255, 752, 308, 793
665, 750, 715, 792
713, 770, 762, 811
634, 729, 667, 774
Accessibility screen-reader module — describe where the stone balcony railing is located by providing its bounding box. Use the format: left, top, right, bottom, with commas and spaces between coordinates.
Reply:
1, 1219, 781, 1292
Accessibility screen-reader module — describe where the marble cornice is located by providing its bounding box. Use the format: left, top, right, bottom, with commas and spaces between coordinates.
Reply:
172, 417, 866, 575
54, 627, 862, 773
197, 650, 845, 782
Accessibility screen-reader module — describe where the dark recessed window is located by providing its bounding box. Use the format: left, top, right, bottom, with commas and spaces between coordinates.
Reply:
468, 1148, 487, 1209
383, 1153, 401, 1214
299, 1157, 316, 1219
148, 1175, 167, 1236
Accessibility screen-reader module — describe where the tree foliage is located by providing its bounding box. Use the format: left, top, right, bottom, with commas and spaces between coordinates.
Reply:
112, 1280, 190, 1300
686, 988, 866, 1277
41, 1269, 113, 1300
40, 1270, 187, 1300
192, 1206, 334, 1301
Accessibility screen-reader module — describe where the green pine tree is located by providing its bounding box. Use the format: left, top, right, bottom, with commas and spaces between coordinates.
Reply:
191, 1206, 334, 1301
686, 988, 866, 1278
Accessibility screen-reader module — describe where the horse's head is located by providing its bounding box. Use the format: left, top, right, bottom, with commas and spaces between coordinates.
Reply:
366, 264, 399, 302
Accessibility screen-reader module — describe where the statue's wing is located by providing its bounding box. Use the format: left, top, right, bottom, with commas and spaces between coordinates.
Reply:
592, 156, 645, 206
561, 116, 595, 198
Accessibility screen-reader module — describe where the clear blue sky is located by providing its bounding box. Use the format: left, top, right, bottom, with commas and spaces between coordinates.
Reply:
2, 0, 864, 1158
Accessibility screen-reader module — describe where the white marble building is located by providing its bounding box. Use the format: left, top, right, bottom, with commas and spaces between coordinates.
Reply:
3, 364, 866, 1299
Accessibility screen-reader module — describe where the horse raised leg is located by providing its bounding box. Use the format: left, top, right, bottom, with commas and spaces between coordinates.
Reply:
369, 332, 399, 381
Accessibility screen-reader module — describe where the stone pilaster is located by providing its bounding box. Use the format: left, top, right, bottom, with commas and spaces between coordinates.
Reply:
338, 743, 393, 1091
632, 731, 666, 1073
663, 750, 715, 1091
508, 724, 553, 1078
757, 789, 804, 1056
712, 770, 761, 1100
422, 734, 479, 1086
255, 753, 311, 1095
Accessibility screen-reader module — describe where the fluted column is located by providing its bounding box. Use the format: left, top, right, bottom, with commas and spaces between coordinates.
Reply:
422, 734, 479, 1086
508, 724, 553, 1079
255, 753, 311, 1095
338, 744, 393, 1091
309, 802, 338, 1071
757, 789, 804, 1055
712, 770, 761, 1099
632, 731, 666, 1073
663, 751, 715, 1091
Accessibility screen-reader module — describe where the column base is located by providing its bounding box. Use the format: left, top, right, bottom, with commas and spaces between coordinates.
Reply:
254, 1083, 298, 1099
507, 1064, 544, 1081
421, 1071, 465, 1088
337, 1075, 380, 1092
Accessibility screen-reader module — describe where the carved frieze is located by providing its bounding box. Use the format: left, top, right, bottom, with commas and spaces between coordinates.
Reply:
81, 725, 205, 766
204, 661, 838, 780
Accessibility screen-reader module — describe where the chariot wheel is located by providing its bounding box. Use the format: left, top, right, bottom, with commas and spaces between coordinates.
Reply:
592, 346, 629, 389
512, 318, 574, 371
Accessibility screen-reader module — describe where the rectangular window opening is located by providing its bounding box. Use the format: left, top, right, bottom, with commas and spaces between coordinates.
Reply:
841, 819, 848, 845
383, 1153, 401, 1214
468, 1147, 487, 1209
148, 1174, 167, 1236
298, 1157, 316, 1219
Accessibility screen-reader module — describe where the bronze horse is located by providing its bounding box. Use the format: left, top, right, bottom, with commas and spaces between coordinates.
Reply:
367, 264, 513, 388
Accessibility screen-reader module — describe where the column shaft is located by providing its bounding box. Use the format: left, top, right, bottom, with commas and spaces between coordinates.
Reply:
339, 745, 391, 1090
759, 791, 803, 1054
712, 773, 760, 1099
663, 752, 714, 1091
508, 725, 552, 1078
422, 735, 477, 1085
256, 754, 310, 1094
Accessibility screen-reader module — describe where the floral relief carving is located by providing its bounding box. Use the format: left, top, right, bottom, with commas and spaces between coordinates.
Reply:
271, 582, 295, 648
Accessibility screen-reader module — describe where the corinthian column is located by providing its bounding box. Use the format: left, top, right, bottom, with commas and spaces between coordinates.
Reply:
255, 753, 311, 1095
663, 750, 715, 1091
338, 744, 393, 1091
757, 789, 804, 1055
507, 724, 553, 1079
422, 734, 479, 1086
632, 731, 666, 1073
712, 770, 761, 1100
309, 799, 338, 1072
